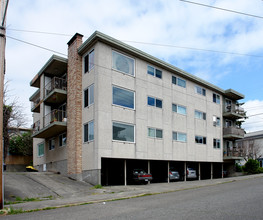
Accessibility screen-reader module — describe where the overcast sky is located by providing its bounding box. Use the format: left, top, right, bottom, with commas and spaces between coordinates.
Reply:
4, 0, 263, 132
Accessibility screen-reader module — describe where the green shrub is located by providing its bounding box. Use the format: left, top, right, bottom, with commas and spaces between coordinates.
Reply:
235, 163, 242, 172
258, 167, 263, 173
243, 159, 260, 174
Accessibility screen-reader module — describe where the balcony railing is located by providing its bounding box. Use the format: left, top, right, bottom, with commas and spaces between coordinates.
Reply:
223, 126, 245, 139
31, 97, 41, 109
32, 120, 40, 133
45, 77, 67, 98
224, 147, 244, 158
224, 104, 245, 116
44, 109, 67, 127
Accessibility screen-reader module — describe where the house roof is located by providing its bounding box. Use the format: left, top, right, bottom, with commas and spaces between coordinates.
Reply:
78, 31, 244, 100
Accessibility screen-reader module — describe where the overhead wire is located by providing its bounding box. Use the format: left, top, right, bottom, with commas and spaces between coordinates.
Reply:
179, 0, 263, 19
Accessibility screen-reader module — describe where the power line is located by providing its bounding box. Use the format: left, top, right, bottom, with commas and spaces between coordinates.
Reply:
7, 28, 263, 59
179, 0, 263, 19
6, 35, 67, 57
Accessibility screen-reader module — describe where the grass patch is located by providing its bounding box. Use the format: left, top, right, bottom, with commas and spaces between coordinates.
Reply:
8, 207, 24, 215
93, 184, 103, 189
5, 196, 53, 205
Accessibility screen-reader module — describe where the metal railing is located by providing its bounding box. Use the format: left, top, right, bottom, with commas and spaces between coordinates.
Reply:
224, 148, 244, 158
224, 104, 245, 116
223, 127, 245, 137
43, 109, 67, 127
45, 77, 67, 98
31, 97, 41, 109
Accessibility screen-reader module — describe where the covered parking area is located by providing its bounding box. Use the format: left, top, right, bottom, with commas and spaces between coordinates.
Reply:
101, 158, 224, 186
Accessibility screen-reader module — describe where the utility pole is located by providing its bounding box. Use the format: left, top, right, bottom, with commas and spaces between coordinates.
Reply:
0, 0, 9, 209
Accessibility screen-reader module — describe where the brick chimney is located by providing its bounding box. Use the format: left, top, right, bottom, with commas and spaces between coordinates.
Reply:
67, 33, 83, 180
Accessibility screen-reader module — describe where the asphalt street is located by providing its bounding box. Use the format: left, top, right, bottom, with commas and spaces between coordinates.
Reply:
3, 176, 263, 220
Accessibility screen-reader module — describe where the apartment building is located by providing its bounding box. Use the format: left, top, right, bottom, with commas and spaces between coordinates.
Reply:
30, 31, 245, 185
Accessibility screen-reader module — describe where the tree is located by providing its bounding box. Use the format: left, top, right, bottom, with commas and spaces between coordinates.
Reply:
3, 81, 28, 160
239, 139, 262, 162
9, 132, 32, 156
243, 159, 260, 174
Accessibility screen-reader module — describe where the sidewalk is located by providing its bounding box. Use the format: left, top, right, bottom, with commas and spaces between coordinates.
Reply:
5, 173, 263, 212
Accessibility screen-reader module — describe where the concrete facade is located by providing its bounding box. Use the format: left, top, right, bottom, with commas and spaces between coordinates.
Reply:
30, 31, 245, 185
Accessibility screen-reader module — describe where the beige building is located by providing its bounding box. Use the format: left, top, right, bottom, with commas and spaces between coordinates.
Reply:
30, 31, 245, 185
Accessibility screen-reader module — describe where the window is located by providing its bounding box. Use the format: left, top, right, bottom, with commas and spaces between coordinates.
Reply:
148, 127, 163, 138
84, 121, 94, 142
172, 76, 186, 88
195, 110, 206, 120
213, 116, 220, 126
172, 104, 187, 115
84, 84, 94, 107
213, 93, 220, 104
113, 122, 134, 142
84, 49, 94, 73
195, 136, 206, 144
173, 132, 187, 142
112, 86, 134, 109
147, 96, 162, 108
147, 65, 162, 79
48, 139, 55, 150
195, 85, 206, 96
38, 142, 44, 157
59, 133, 67, 146
213, 139, 221, 149
112, 51, 134, 76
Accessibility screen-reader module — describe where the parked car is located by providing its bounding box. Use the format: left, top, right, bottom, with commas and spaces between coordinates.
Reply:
187, 168, 197, 179
133, 169, 152, 184
169, 169, 180, 181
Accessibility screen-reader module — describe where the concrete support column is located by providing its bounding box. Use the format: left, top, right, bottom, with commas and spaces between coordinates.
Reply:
124, 160, 127, 186
168, 161, 170, 183
222, 163, 224, 178
184, 162, 187, 181
211, 163, 213, 180
198, 162, 201, 181
148, 160, 151, 184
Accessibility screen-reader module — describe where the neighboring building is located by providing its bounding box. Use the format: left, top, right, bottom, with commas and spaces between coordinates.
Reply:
236, 131, 263, 167
30, 31, 245, 185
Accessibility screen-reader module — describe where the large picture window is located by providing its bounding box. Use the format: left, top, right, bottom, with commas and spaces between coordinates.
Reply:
84, 121, 94, 142
84, 84, 94, 107
84, 49, 94, 73
113, 86, 134, 109
112, 51, 134, 76
113, 122, 134, 142
38, 142, 44, 157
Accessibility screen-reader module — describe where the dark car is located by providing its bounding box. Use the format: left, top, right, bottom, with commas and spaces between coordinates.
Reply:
133, 169, 152, 184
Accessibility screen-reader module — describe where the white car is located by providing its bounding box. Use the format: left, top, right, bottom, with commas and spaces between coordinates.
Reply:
187, 168, 197, 179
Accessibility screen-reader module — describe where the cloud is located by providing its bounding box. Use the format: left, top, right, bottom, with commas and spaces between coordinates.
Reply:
243, 100, 263, 133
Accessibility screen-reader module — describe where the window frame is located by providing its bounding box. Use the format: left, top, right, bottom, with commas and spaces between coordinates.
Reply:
147, 96, 162, 108
84, 120, 94, 143
195, 110, 206, 120
172, 76, 186, 88
172, 103, 187, 115
147, 65, 162, 79
213, 93, 220, 104
59, 133, 67, 147
84, 49, 95, 73
213, 116, 221, 127
112, 121, 135, 143
38, 142, 44, 157
195, 136, 207, 145
112, 50, 135, 76
213, 139, 221, 149
148, 127, 163, 139
48, 138, 55, 151
112, 86, 135, 109
84, 84, 94, 108
195, 85, 206, 96
172, 131, 187, 142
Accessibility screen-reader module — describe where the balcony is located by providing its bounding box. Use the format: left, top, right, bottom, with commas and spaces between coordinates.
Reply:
223, 127, 245, 140
223, 104, 245, 119
44, 77, 67, 105
224, 147, 244, 160
32, 110, 67, 139
30, 89, 41, 113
